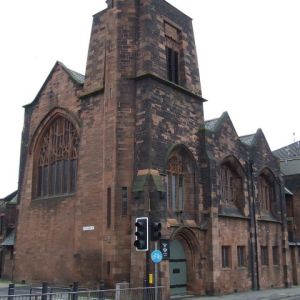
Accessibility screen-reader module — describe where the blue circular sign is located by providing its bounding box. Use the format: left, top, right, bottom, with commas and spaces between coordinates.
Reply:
151, 250, 163, 263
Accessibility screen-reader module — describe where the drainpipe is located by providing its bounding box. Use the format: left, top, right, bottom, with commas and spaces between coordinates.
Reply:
246, 161, 256, 290
248, 160, 260, 290
278, 178, 290, 287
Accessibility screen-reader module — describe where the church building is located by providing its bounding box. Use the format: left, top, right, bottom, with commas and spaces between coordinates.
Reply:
14, 0, 291, 297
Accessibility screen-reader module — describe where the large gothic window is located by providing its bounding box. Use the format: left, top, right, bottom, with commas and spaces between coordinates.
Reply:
35, 116, 79, 198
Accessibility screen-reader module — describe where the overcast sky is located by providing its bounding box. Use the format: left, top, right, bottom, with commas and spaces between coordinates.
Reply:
0, 0, 299, 197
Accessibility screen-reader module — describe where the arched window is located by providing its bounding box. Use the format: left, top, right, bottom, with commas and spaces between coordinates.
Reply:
219, 156, 244, 212
258, 170, 275, 213
167, 155, 184, 211
34, 116, 79, 198
166, 146, 196, 212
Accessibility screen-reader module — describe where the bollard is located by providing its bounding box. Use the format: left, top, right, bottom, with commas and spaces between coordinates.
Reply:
72, 281, 79, 300
8, 283, 15, 300
98, 280, 105, 300
42, 282, 48, 300
143, 278, 147, 300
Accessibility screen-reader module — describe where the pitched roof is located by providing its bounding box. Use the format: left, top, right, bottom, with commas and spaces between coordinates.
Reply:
59, 62, 85, 85
239, 133, 256, 146
3, 190, 18, 203
204, 118, 219, 131
204, 112, 231, 133
273, 141, 300, 160
24, 61, 85, 108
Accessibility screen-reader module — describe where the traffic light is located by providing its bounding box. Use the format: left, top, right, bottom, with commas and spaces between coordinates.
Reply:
151, 221, 161, 241
134, 217, 149, 251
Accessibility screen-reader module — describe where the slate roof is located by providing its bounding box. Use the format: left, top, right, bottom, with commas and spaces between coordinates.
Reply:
204, 112, 230, 132
240, 134, 256, 146
1, 230, 15, 246
204, 118, 219, 131
3, 190, 17, 203
24, 62, 85, 108
273, 141, 300, 160
59, 62, 85, 85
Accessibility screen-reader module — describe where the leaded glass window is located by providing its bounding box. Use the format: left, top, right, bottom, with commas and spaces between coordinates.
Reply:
35, 117, 79, 198
220, 164, 243, 207
167, 156, 184, 211
258, 175, 274, 212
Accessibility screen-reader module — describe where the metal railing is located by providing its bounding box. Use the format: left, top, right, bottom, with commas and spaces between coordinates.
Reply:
1, 286, 165, 300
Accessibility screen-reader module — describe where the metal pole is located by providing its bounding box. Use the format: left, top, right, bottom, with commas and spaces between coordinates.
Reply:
155, 241, 158, 300
72, 281, 79, 300
146, 250, 150, 287
42, 282, 48, 300
8, 283, 14, 300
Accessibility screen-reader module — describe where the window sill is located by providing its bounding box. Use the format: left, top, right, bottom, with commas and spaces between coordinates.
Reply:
132, 73, 206, 102
32, 193, 76, 202
258, 216, 281, 224
219, 212, 249, 220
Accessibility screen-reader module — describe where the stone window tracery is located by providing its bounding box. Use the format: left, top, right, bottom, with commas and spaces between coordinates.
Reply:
35, 116, 79, 198
165, 147, 196, 214
167, 155, 184, 211
258, 174, 275, 213
220, 164, 243, 208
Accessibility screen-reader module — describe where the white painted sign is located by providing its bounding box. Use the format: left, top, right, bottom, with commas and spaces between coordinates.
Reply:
82, 226, 95, 231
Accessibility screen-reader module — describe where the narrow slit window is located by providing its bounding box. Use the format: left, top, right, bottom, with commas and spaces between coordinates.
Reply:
237, 246, 246, 267
222, 246, 231, 268
261, 246, 269, 266
272, 246, 279, 265
121, 187, 128, 216
178, 175, 184, 210
166, 47, 179, 84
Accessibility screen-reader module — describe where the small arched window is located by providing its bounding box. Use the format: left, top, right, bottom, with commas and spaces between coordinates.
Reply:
34, 116, 79, 198
220, 164, 243, 207
219, 156, 245, 213
258, 171, 275, 213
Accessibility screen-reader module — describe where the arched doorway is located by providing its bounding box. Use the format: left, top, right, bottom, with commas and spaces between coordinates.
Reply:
169, 240, 187, 296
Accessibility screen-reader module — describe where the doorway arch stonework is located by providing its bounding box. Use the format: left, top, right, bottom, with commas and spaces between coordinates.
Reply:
169, 226, 204, 295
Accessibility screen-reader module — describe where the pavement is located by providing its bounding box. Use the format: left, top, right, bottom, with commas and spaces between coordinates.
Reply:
176, 286, 300, 300
1, 281, 300, 299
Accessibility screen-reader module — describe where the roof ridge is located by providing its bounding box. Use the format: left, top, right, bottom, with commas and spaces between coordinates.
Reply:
58, 62, 85, 85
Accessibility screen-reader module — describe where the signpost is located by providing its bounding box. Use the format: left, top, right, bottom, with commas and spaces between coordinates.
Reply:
133, 217, 163, 300
151, 249, 163, 264
151, 243, 162, 300
160, 239, 170, 260
82, 226, 95, 231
